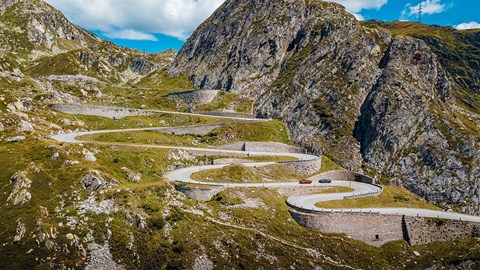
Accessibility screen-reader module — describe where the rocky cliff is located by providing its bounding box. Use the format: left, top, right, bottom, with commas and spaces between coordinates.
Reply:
169, 0, 480, 214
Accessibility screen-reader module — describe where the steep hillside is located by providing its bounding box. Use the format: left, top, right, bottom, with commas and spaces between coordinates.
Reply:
365, 20, 480, 114
168, 0, 480, 214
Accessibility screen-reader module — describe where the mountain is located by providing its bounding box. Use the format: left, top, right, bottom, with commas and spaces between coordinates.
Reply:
0, 0, 174, 85
0, 0, 100, 59
1, 0, 480, 269
169, 0, 480, 214
364, 20, 480, 114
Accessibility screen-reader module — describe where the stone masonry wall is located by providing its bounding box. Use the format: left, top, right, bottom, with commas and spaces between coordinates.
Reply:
281, 158, 322, 176
290, 210, 480, 247
290, 210, 405, 247
404, 217, 480, 246
314, 170, 375, 184
168, 90, 219, 105
218, 142, 304, 154
50, 104, 154, 119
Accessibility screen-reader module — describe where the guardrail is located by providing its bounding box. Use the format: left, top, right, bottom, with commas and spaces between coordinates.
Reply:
286, 200, 381, 215
343, 184, 384, 199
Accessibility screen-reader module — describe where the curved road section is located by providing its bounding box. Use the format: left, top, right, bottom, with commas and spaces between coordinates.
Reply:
50, 108, 480, 223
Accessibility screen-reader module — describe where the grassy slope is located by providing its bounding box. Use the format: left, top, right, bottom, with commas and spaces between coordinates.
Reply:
195, 91, 254, 114
191, 156, 345, 183
201, 120, 293, 145
94, 70, 194, 111
78, 119, 294, 148
316, 186, 441, 210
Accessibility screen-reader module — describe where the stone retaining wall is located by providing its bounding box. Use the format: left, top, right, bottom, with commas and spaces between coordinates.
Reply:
213, 158, 253, 165
290, 210, 480, 247
404, 216, 480, 246
168, 90, 219, 105
314, 170, 375, 184
281, 158, 322, 176
290, 210, 404, 247
175, 185, 226, 201
50, 104, 154, 119
218, 142, 303, 154
198, 111, 256, 119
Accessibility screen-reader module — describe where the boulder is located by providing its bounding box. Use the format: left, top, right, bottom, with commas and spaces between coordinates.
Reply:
81, 171, 105, 191
135, 214, 147, 230
122, 167, 142, 182
82, 149, 97, 161
16, 120, 34, 132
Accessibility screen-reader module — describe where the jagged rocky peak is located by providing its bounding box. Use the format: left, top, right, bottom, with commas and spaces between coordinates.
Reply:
169, 0, 480, 214
0, 0, 100, 58
168, 0, 362, 97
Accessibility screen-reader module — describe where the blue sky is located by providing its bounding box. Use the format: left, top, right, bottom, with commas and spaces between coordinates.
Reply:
45, 0, 480, 53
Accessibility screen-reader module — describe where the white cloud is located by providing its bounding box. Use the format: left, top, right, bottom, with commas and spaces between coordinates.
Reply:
456, 21, 480, 30
402, 0, 447, 19
104, 29, 158, 41
44, 0, 225, 41
328, 0, 387, 20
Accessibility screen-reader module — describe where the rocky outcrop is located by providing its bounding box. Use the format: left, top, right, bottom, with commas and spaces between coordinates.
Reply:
168, 90, 219, 105
13, 218, 26, 243
85, 242, 123, 270
81, 171, 106, 191
7, 171, 32, 206
78, 195, 118, 215
168, 0, 480, 214
122, 167, 142, 183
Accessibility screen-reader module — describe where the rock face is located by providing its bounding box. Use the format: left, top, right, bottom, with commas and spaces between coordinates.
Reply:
169, 0, 480, 214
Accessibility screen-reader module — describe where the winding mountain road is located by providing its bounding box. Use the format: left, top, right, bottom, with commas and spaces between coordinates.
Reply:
50, 106, 480, 223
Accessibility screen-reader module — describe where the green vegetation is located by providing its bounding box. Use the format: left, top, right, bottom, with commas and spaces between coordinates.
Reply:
202, 120, 293, 145
79, 131, 208, 148
316, 186, 441, 210
191, 164, 263, 183
195, 91, 254, 114
191, 157, 343, 184
318, 156, 344, 173
266, 43, 314, 101
93, 146, 179, 187
78, 119, 294, 148
57, 111, 231, 131
95, 70, 194, 111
